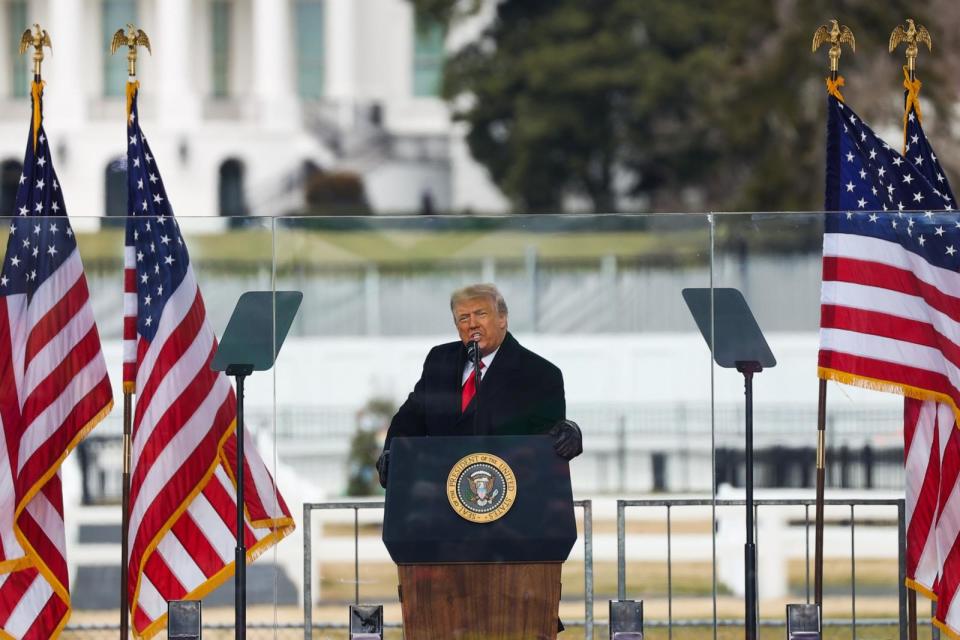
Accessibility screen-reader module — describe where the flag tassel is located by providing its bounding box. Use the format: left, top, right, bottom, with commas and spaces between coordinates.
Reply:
31, 80, 42, 150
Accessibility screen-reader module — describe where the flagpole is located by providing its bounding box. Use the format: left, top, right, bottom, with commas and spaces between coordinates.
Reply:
18, 24, 50, 150
889, 21, 932, 640
814, 58, 833, 612
814, 51, 839, 604
111, 26, 150, 639
814, 380, 826, 607
903, 51, 920, 640
121, 392, 132, 640
811, 17, 855, 613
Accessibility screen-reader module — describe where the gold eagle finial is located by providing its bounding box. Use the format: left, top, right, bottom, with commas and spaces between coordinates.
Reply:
110, 23, 151, 77
18, 24, 52, 78
812, 19, 855, 75
889, 19, 932, 78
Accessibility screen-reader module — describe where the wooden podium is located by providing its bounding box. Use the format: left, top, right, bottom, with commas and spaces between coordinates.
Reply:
383, 436, 577, 640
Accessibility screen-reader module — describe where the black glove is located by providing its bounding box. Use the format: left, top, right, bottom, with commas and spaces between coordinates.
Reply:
549, 420, 582, 460
376, 450, 390, 489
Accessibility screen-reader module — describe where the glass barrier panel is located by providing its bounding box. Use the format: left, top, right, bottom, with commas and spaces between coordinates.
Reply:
711, 211, 903, 634
0, 214, 280, 636
275, 212, 713, 636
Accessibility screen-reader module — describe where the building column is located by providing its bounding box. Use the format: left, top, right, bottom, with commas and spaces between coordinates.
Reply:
156, 0, 201, 129
325, 0, 355, 99
253, 0, 297, 129
46, 0, 86, 127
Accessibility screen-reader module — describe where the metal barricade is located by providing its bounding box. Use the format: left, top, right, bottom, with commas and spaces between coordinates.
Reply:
302, 499, 595, 639
616, 497, 908, 639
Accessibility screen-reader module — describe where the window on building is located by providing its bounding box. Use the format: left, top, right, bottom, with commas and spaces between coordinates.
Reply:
210, 0, 231, 98
0, 160, 22, 215
413, 11, 444, 97
8, 1, 27, 97
295, 0, 324, 99
104, 157, 127, 225
219, 159, 246, 218
102, 0, 137, 97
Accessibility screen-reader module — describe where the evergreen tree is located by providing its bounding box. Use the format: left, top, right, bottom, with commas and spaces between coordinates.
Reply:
414, 0, 950, 213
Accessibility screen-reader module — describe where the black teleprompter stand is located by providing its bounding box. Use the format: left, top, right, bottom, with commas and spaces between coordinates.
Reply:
211, 291, 302, 640
683, 288, 776, 640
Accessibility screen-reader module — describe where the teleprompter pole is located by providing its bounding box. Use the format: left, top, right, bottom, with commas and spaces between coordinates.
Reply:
739, 362, 762, 640
210, 291, 302, 640
232, 368, 252, 640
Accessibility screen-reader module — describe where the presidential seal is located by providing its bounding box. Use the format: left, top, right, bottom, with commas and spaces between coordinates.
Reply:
446, 453, 517, 523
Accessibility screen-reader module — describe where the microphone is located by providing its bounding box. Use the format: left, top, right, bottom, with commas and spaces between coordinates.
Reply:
467, 340, 481, 390
466, 340, 483, 434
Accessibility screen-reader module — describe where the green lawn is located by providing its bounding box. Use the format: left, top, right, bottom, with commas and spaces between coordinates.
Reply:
64, 226, 710, 269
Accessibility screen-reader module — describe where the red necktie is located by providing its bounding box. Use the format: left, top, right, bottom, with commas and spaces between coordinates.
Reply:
461, 361, 485, 412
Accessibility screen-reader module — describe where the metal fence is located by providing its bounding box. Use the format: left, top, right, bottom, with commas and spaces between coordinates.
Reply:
83, 251, 826, 339
617, 497, 909, 639
58, 496, 912, 638
301, 499, 595, 640
78, 401, 908, 503
60, 623, 305, 639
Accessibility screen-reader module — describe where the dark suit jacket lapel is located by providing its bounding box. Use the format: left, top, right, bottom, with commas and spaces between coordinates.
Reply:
476, 332, 519, 417
453, 343, 473, 431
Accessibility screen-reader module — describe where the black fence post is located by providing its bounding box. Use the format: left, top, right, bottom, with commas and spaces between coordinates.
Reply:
862, 444, 874, 490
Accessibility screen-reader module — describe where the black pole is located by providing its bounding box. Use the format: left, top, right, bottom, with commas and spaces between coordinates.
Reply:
120, 391, 132, 640
233, 371, 251, 640
739, 362, 761, 640
815, 379, 827, 607
909, 590, 917, 640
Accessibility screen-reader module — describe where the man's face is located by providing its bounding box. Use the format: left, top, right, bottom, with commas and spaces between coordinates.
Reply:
453, 296, 507, 356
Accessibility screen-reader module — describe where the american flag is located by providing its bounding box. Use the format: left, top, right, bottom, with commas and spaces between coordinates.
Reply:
0, 83, 113, 638
122, 83, 294, 638
818, 83, 960, 633
900, 75, 960, 635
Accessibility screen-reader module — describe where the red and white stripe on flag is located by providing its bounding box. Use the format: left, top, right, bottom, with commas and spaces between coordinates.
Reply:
124, 269, 293, 640
123, 80, 292, 638
131, 432, 292, 634
819, 230, 960, 409
122, 244, 137, 392
0, 250, 114, 639
820, 229, 960, 632
935, 401, 960, 634
904, 398, 941, 598
0, 82, 114, 637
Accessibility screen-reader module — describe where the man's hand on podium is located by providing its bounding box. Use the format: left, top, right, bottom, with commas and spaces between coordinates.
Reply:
549, 420, 583, 460
376, 450, 390, 489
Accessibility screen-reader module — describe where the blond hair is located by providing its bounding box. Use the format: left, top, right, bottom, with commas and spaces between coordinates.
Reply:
450, 283, 508, 317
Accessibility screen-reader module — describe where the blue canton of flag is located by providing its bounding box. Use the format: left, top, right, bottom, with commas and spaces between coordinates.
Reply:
826, 94, 955, 262
905, 102, 956, 204
0, 128, 73, 296
124, 90, 189, 342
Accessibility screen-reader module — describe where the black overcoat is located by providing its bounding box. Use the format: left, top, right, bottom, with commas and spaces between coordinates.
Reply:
383, 332, 565, 450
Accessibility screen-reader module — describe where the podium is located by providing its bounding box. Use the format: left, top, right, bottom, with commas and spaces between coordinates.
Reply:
383, 435, 577, 640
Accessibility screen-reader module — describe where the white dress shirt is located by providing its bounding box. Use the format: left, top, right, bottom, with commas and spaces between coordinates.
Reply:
461, 347, 499, 386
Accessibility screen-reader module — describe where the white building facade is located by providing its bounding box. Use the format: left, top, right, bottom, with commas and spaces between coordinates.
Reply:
0, 0, 508, 226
